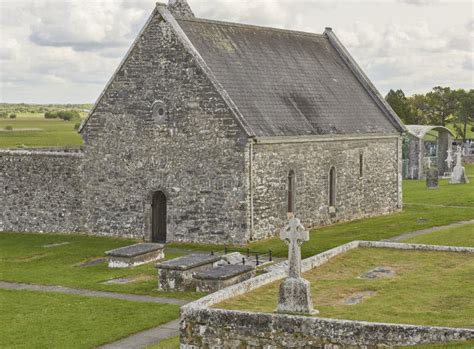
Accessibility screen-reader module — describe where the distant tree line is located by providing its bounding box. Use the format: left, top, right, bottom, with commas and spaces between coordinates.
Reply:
385, 87, 474, 142
44, 110, 81, 121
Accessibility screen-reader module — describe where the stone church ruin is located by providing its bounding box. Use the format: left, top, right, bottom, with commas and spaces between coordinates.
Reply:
0, 0, 405, 244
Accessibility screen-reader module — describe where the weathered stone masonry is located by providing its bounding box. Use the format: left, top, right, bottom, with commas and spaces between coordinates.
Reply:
80, 10, 249, 243
0, 150, 84, 233
251, 136, 401, 240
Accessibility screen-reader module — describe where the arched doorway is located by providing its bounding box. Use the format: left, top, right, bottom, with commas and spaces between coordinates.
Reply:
152, 191, 167, 243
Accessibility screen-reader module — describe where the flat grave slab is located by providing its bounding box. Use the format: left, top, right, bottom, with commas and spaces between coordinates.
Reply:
359, 266, 396, 279
156, 253, 221, 291
105, 243, 164, 268
194, 264, 255, 292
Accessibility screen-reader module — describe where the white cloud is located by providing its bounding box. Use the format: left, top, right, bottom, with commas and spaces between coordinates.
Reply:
0, 0, 472, 103
28, 1, 149, 51
397, 0, 439, 5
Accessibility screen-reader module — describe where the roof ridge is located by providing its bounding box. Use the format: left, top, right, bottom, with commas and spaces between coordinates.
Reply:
176, 16, 326, 39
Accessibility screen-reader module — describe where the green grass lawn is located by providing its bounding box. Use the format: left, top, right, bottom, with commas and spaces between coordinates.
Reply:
0, 112, 83, 148
446, 123, 474, 140
0, 232, 203, 300
217, 248, 474, 328
405, 224, 474, 247
147, 336, 180, 348
0, 288, 179, 349
404, 178, 474, 207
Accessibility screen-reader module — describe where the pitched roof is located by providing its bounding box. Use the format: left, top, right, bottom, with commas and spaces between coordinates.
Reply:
176, 17, 404, 137
81, 3, 405, 137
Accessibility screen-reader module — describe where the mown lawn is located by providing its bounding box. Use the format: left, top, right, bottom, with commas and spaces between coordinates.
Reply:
0, 289, 179, 349
0, 113, 83, 148
406, 224, 474, 247
217, 247, 474, 328
148, 336, 180, 348
0, 233, 203, 300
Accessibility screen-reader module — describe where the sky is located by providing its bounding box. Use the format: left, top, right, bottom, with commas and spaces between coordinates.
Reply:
0, 0, 472, 104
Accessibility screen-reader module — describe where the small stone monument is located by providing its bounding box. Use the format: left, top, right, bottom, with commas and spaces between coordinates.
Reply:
276, 218, 317, 314
450, 146, 469, 184
425, 157, 432, 169
426, 168, 439, 189
445, 147, 454, 171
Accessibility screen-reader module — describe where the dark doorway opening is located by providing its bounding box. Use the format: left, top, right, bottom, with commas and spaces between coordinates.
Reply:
152, 191, 167, 243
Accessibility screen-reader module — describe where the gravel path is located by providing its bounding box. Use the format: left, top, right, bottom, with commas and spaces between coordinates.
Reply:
0, 281, 189, 306
385, 219, 474, 242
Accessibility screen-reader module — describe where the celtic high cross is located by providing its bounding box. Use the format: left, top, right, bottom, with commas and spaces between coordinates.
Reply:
280, 217, 309, 279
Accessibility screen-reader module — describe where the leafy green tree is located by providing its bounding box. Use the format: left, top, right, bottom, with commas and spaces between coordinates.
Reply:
421, 86, 458, 126
407, 94, 430, 125
453, 89, 474, 142
385, 89, 415, 124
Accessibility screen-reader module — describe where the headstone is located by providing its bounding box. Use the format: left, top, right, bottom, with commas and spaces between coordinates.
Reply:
450, 146, 470, 184
426, 168, 439, 189
425, 157, 432, 169
276, 218, 317, 314
445, 147, 454, 171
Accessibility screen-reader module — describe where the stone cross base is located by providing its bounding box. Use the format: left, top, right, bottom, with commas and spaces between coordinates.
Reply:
276, 277, 317, 315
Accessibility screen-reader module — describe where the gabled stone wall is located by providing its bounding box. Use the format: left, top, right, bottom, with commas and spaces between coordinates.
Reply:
81, 11, 250, 243
0, 149, 84, 233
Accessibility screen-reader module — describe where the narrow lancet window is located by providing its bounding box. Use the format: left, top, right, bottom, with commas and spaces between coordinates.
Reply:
287, 170, 296, 214
329, 167, 336, 207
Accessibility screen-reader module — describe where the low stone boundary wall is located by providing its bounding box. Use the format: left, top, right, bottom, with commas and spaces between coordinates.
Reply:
464, 155, 474, 164
180, 241, 474, 348
0, 149, 85, 233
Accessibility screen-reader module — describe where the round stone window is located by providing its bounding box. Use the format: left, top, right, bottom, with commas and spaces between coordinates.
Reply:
152, 101, 167, 123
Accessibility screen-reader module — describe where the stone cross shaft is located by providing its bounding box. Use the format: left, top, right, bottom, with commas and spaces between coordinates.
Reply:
280, 218, 309, 278
446, 147, 453, 170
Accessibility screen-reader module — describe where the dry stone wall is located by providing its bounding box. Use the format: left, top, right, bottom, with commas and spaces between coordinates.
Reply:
0, 149, 84, 233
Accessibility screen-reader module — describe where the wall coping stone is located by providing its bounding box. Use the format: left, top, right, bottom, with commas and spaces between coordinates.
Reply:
0, 149, 84, 157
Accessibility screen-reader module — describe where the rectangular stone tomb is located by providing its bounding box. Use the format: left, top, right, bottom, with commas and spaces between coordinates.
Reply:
105, 243, 164, 268
156, 253, 221, 291
193, 264, 255, 292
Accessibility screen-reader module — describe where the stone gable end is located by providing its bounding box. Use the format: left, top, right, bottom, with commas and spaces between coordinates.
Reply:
80, 9, 251, 243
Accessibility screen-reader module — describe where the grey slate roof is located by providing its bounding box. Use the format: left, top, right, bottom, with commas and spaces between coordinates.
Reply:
177, 18, 400, 137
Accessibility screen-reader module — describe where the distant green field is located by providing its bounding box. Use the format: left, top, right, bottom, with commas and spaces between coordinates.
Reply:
446, 123, 474, 140
0, 112, 84, 148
